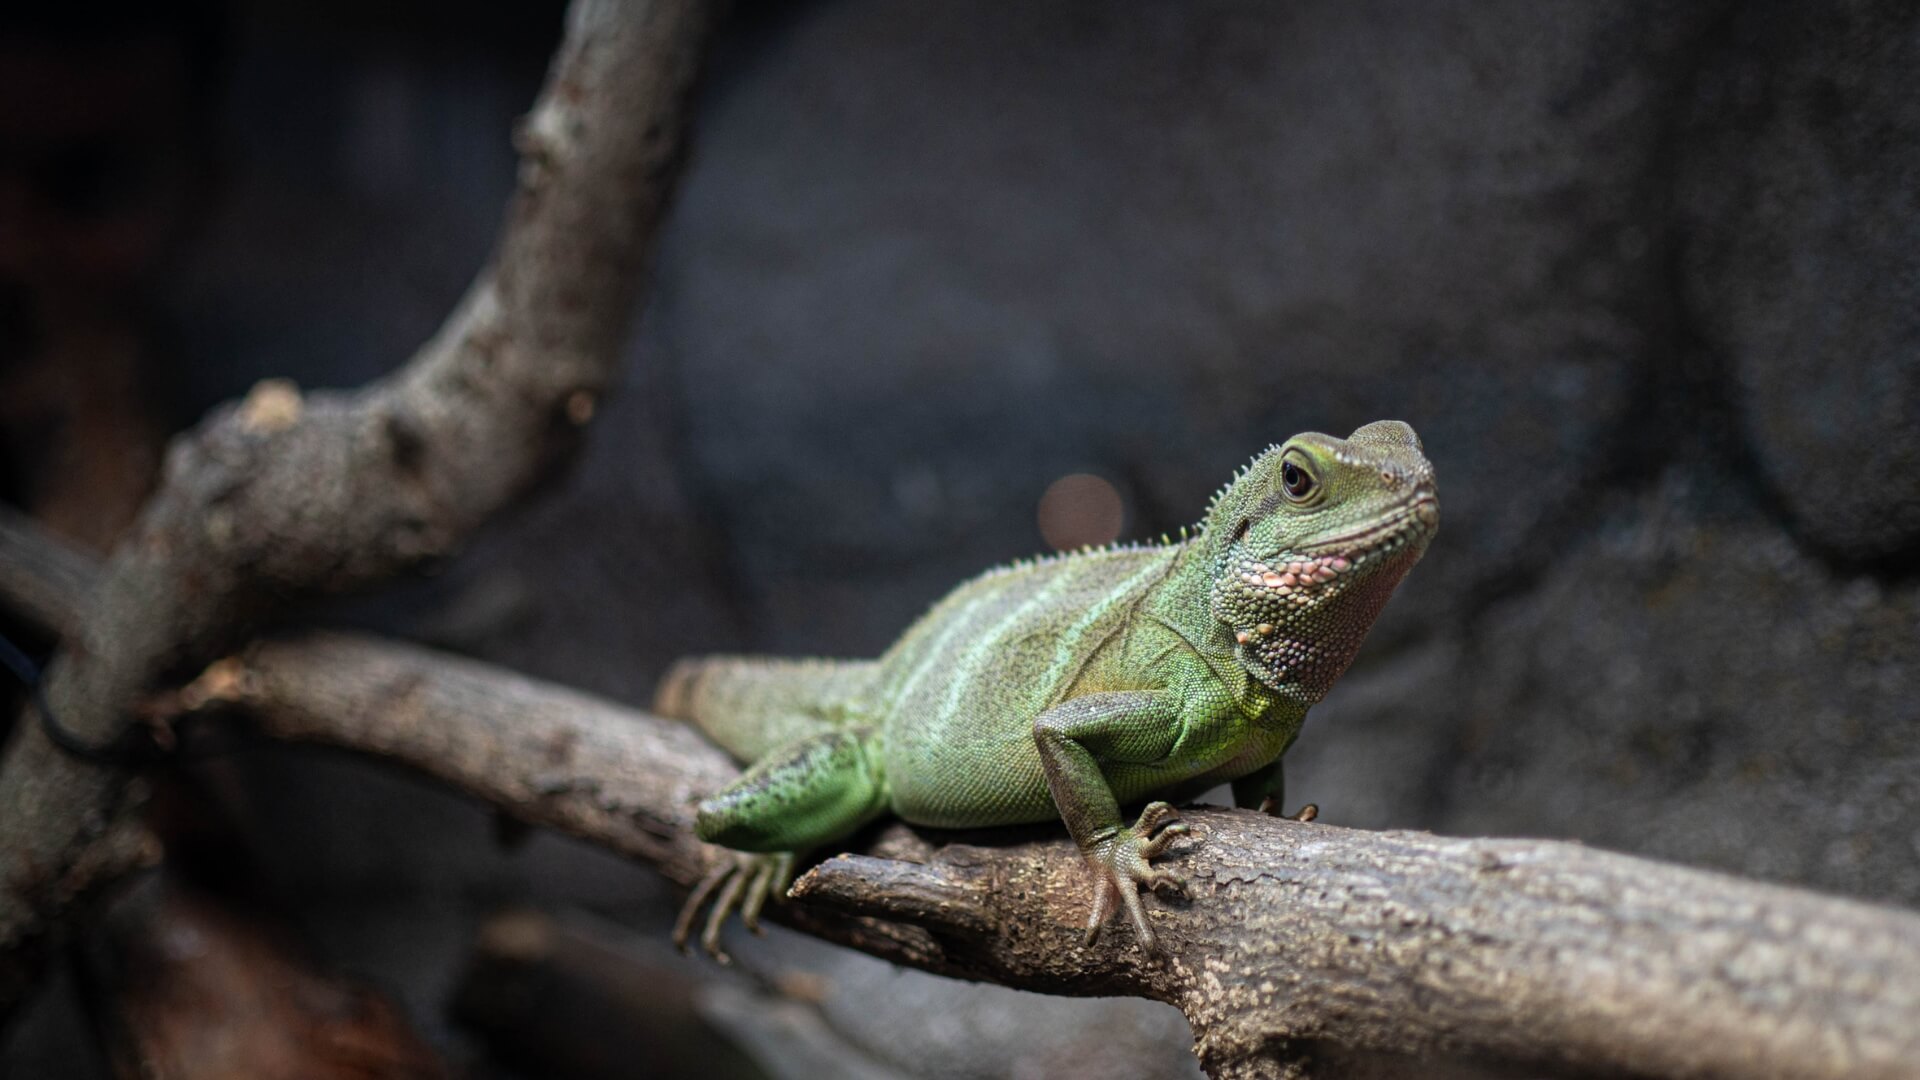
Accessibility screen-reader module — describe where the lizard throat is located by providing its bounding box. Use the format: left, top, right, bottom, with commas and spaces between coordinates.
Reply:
1213, 501, 1434, 697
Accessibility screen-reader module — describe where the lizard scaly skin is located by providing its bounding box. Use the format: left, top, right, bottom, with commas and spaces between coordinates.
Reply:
656, 420, 1438, 958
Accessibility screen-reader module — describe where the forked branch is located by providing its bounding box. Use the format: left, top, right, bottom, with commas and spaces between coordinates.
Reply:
0, 0, 715, 1023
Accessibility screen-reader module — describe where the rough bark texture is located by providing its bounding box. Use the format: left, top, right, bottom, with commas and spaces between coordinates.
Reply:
0, 0, 714, 1025
6, 508, 1920, 1078
173, 631, 1920, 1080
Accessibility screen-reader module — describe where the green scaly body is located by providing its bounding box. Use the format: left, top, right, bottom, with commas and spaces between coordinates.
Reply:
658, 420, 1438, 955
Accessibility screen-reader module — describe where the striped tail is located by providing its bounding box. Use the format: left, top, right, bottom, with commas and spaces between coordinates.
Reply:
653, 655, 878, 763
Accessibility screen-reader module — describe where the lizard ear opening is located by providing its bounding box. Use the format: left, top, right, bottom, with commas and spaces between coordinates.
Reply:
1231, 518, 1250, 542
1347, 420, 1422, 453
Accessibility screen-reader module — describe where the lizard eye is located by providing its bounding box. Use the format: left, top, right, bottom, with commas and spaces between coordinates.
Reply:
1281, 459, 1315, 501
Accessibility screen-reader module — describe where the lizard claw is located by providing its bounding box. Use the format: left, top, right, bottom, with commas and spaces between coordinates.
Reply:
1256, 796, 1318, 822
1080, 801, 1196, 953
672, 851, 796, 963
1135, 800, 1183, 836
1140, 821, 1191, 859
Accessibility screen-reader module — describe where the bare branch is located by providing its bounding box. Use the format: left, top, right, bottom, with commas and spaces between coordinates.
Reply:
0, 504, 92, 641
187, 633, 1920, 1080
181, 637, 734, 887
5, 507, 1920, 1077
0, 0, 716, 1023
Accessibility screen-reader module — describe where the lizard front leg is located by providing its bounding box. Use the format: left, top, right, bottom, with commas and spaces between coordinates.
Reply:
677, 726, 889, 961
1033, 690, 1191, 952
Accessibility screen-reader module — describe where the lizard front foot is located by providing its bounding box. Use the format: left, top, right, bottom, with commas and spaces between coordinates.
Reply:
1081, 801, 1193, 952
671, 850, 796, 964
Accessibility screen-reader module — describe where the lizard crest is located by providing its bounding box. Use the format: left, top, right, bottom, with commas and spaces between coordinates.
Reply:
1204, 419, 1438, 700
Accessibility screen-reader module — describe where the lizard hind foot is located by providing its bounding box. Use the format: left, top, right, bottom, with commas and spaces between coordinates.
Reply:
1256, 796, 1319, 822
672, 851, 796, 964
1080, 801, 1196, 954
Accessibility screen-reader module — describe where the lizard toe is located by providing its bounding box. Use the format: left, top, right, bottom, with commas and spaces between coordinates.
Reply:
1116, 876, 1158, 953
672, 864, 732, 953
1141, 867, 1187, 898
739, 858, 776, 934
1256, 795, 1320, 822
1083, 874, 1120, 946
700, 867, 749, 964
1134, 800, 1182, 837
1140, 822, 1192, 859
678, 852, 797, 962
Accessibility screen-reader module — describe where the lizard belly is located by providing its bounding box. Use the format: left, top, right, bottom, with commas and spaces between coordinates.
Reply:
882, 697, 1283, 828
874, 547, 1178, 828
886, 722, 1060, 828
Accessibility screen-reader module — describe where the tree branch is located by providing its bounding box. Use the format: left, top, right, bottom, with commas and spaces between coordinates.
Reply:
0, 504, 95, 642
190, 632, 1920, 1080
0, 0, 716, 1025
6, 508, 1920, 1078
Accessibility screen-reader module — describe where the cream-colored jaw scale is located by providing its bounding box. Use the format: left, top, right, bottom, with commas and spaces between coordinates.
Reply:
1206, 419, 1438, 699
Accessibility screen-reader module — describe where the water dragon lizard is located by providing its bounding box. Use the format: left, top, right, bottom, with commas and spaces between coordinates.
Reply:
656, 420, 1438, 958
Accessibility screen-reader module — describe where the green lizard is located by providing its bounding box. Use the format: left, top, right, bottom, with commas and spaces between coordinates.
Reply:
656, 420, 1437, 958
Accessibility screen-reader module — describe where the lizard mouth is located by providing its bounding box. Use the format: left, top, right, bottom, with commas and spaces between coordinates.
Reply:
1299, 494, 1437, 558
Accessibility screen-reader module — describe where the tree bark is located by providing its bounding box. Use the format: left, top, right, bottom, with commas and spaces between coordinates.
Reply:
0, 0, 715, 1026
6, 507, 1920, 1078
187, 632, 1920, 1080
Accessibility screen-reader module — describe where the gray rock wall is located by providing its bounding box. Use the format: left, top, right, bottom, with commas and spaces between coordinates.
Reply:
645, 0, 1920, 908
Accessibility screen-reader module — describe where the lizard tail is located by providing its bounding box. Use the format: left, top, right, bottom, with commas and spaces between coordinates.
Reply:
652, 657, 712, 721
653, 655, 878, 762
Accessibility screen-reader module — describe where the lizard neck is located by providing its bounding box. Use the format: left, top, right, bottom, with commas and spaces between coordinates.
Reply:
1144, 534, 1384, 714
1144, 553, 1313, 730
1141, 536, 1218, 638
1142, 539, 1313, 714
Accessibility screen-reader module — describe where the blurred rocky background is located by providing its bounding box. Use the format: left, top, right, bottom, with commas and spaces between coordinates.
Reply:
3, 0, 1916, 1077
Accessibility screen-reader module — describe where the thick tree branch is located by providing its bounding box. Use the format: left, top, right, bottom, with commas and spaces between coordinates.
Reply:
5, 512, 1920, 1078
0, 0, 715, 1024
179, 638, 735, 888
190, 633, 1920, 1080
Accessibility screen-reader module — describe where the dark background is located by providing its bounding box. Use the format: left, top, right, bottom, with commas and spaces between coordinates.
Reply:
3, 1, 1917, 1077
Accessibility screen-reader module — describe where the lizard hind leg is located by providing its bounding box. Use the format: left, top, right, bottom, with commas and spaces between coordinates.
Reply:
677, 727, 889, 960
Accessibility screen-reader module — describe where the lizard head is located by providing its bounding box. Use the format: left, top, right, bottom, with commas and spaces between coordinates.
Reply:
1203, 420, 1438, 700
